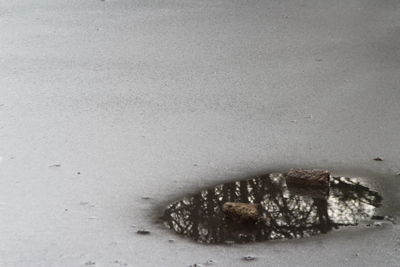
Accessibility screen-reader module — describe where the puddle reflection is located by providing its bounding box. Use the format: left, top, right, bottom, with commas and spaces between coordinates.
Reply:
162, 174, 382, 244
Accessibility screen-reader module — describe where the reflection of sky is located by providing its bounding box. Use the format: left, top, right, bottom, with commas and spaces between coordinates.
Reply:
328, 196, 375, 224
328, 177, 376, 225
164, 174, 382, 244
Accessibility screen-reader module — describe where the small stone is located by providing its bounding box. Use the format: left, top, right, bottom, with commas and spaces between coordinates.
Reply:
286, 169, 330, 187
373, 157, 383, 161
136, 229, 151, 235
77, 172, 81, 175
49, 164, 61, 167
168, 239, 174, 243
205, 259, 216, 265
85, 261, 96, 266
141, 196, 152, 200
222, 202, 260, 221
243, 256, 256, 261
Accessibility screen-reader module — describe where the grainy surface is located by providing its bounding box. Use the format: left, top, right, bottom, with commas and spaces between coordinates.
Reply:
222, 202, 260, 221
286, 169, 330, 186
0, 0, 400, 266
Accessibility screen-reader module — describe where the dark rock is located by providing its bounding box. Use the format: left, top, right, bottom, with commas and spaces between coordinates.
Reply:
136, 229, 151, 235
243, 256, 256, 261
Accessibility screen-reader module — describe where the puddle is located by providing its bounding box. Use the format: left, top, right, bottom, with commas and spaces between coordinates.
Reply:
162, 173, 383, 244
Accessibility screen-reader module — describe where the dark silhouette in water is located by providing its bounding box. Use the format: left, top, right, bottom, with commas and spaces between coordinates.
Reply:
162, 173, 382, 244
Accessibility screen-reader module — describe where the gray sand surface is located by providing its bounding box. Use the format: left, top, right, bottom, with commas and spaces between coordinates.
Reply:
1, 0, 399, 266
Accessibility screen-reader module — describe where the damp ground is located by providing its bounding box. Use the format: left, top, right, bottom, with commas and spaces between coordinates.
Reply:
162, 172, 393, 244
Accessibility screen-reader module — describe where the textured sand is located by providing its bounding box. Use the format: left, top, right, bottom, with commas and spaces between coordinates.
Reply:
0, 0, 399, 266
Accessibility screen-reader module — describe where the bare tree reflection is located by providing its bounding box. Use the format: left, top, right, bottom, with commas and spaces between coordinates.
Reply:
163, 174, 382, 244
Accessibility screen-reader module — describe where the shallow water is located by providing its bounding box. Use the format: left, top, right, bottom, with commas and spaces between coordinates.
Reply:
163, 173, 382, 244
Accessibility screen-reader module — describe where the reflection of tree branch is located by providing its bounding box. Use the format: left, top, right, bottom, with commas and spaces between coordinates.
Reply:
163, 176, 382, 244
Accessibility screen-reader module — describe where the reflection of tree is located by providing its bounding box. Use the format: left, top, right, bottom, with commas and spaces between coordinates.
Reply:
163, 175, 382, 244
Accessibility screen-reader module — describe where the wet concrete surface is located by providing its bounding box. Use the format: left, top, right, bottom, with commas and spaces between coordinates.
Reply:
1, 0, 400, 266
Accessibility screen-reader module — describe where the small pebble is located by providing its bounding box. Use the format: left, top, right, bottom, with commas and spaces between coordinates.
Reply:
141, 196, 152, 200
205, 259, 216, 265
85, 261, 96, 266
136, 229, 151, 235
168, 239, 175, 243
77, 172, 81, 175
49, 164, 61, 167
373, 157, 383, 161
243, 256, 256, 261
